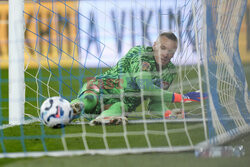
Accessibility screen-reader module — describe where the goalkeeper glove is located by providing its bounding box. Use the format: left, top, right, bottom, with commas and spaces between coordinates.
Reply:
172, 91, 208, 103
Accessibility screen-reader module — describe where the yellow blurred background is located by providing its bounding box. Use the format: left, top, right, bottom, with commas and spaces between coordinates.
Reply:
239, 1, 250, 63
0, 1, 79, 68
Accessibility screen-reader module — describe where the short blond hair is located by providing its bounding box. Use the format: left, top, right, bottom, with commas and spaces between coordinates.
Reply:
159, 32, 178, 43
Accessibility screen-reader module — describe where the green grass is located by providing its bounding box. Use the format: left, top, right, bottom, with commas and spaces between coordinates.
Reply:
0, 122, 205, 153
0, 133, 250, 167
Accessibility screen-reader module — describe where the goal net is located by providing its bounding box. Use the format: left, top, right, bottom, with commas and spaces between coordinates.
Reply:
0, 0, 249, 158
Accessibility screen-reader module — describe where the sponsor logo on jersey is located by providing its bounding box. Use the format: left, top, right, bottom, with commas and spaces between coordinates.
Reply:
142, 62, 151, 71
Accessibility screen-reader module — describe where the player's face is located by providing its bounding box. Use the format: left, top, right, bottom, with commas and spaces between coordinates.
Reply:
153, 36, 177, 67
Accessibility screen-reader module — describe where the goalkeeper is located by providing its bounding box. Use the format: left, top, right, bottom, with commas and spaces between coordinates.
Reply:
71, 32, 207, 125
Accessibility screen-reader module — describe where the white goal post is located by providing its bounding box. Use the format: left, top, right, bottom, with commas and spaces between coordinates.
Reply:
8, 0, 25, 125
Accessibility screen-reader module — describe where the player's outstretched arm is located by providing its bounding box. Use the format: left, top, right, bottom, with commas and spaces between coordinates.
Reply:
148, 90, 208, 103
133, 72, 207, 103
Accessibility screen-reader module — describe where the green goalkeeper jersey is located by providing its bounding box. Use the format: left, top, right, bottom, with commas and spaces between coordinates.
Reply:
79, 46, 177, 112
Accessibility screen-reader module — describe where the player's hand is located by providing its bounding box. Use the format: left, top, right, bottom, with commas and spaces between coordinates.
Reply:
70, 100, 84, 120
182, 91, 208, 102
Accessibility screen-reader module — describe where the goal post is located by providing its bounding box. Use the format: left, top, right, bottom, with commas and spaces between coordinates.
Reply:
8, 0, 25, 125
202, 0, 250, 145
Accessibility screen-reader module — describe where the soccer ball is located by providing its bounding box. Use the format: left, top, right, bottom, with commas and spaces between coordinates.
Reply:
40, 96, 73, 128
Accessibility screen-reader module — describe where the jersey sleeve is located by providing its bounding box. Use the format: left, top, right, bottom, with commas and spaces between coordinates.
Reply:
116, 46, 145, 74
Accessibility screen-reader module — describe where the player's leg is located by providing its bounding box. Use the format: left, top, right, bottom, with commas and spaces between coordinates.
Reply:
89, 101, 128, 125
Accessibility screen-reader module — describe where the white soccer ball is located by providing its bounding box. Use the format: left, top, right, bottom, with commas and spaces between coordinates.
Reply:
40, 96, 73, 128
